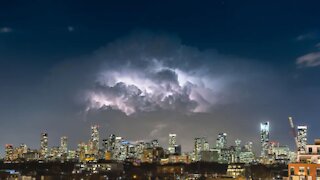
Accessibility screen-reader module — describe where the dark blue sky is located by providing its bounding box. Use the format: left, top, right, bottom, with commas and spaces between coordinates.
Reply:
1, 0, 320, 152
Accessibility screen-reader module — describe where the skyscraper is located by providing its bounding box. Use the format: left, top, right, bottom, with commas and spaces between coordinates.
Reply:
113, 136, 127, 160
90, 125, 99, 155
297, 125, 307, 153
5, 144, 14, 161
216, 133, 227, 149
194, 137, 208, 161
235, 139, 242, 154
60, 136, 68, 158
168, 133, 177, 154
40, 133, 48, 160
244, 141, 253, 152
151, 139, 159, 148
260, 122, 270, 158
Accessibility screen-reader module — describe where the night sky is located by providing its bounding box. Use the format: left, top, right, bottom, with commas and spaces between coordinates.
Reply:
1, 0, 320, 153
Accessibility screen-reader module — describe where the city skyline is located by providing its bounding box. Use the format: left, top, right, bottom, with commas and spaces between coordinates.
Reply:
1, 119, 306, 156
1, 0, 320, 156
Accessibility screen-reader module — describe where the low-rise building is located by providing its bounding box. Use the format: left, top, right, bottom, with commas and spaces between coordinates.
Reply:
288, 139, 320, 180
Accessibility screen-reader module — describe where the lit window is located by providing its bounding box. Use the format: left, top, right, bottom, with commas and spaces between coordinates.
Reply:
317, 168, 320, 177
299, 167, 305, 176
290, 167, 294, 175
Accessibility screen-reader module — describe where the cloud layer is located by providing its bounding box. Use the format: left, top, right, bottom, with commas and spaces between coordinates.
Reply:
82, 33, 238, 115
297, 52, 320, 67
1, 32, 302, 153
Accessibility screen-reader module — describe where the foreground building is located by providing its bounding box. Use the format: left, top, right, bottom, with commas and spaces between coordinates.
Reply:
288, 139, 320, 180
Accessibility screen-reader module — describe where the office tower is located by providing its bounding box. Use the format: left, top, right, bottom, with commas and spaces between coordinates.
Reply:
119, 140, 129, 160
127, 144, 136, 158
168, 134, 177, 154
60, 136, 68, 158
194, 138, 202, 161
135, 141, 146, 159
77, 142, 87, 162
19, 143, 28, 154
216, 133, 227, 149
102, 139, 108, 151
235, 139, 242, 162
194, 137, 208, 161
113, 136, 123, 160
40, 133, 48, 160
174, 145, 182, 155
244, 141, 253, 152
260, 122, 270, 158
204, 140, 210, 151
90, 125, 99, 155
105, 134, 116, 153
235, 139, 241, 152
297, 125, 307, 153
5, 144, 14, 161
151, 139, 159, 148
49, 146, 60, 160
68, 150, 76, 160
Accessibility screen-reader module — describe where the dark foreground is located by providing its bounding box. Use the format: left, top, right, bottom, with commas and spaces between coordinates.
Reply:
0, 160, 287, 179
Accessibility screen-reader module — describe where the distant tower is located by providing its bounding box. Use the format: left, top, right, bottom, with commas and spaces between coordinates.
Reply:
216, 133, 227, 149
106, 134, 116, 152
194, 137, 208, 161
297, 125, 307, 153
235, 139, 241, 152
60, 136, 68, 157
5, 144, 14, 161
40, 133, 48, 160
244, 141, 253, 152
151, 139, 160, 148
168, 134, 177, 154
260, 122, 270, 158
235, 139, 242, 162
203, 140, 210, 151
90, 125, 99, 155
114, 136, 123, 160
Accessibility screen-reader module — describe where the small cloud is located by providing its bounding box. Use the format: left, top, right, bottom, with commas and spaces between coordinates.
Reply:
67, 26, 74, 32
0, 27, 12, 33
296, 52, 320, 67
296, 32, 320, 41
316, 43, 320, 49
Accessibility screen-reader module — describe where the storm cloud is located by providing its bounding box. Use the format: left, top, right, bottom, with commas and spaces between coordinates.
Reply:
1, 32, 310, 153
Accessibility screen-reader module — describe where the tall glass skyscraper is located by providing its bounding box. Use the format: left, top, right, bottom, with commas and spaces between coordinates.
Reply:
216, 133, 227, 149
90, 125, 99, 155
168, 133, 177, 154
40, 133, 48, 160
60, 136, 68, 156
194, 137, 209, 161
260, 122, 270, 158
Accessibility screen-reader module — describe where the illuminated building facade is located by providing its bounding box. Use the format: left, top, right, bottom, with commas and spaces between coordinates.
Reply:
103, 134, 116, 156
60, 136, 68, 159
5, 144, 14, 161
288, 139, 320, 179
297, 125, 308, 154
151, 139, 159, 148
194, 137, 208, 161
40, 133, 48, 160
216, 133, 227, 149
90, 125, 99, 156
168, 134, 176, 154
260, 122, 270, 158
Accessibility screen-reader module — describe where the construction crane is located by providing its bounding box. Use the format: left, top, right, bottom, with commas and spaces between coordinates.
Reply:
288, 116, 299, 151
